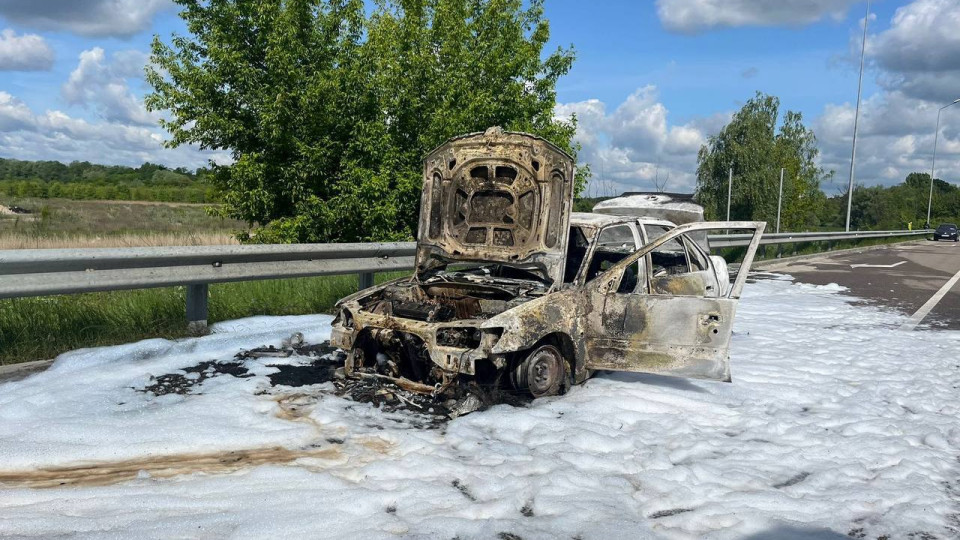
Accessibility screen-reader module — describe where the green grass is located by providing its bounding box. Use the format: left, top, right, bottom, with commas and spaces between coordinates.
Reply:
0, 196, 245, 238
0, 274, 406, 365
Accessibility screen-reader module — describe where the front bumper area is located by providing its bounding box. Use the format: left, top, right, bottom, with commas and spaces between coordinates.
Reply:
330, 308, 496, 376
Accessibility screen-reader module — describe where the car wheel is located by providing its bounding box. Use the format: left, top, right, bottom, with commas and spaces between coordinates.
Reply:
512, 344, 565, 398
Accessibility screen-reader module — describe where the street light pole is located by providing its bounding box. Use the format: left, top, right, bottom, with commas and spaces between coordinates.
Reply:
726, 167, 732, 221
776, 167, 784, 233
927, 98, 960, 227
845, 0, 870, 232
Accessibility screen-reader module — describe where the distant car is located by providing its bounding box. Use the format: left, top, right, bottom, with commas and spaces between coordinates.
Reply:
934, 223, 959, 242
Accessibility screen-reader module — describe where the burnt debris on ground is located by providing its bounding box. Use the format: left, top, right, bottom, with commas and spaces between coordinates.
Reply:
139, 336, 528, 420
141, 360, 252, 396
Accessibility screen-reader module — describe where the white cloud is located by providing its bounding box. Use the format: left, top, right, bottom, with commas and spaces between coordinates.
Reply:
0, 28, 53, 71
869, 0, 960, 73
657, 0, 860, 33
0, 91, 34, 130
813, 91, 960, 189
812, 0, 960, 190
0, 90, 228, 170
0, 0, 171, 38
62, 47, 156, 127
557, 86, 714, 196
866, 0, 960, 104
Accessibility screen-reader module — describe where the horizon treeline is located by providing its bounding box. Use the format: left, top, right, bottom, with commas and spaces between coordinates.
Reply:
0, 157, 219, 203
2, 155, 958, 230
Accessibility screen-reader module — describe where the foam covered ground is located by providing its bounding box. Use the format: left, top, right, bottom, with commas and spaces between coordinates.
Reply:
1, 277, 958, 539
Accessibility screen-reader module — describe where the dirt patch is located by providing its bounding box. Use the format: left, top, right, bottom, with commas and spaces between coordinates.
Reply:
0, 446, 341, 489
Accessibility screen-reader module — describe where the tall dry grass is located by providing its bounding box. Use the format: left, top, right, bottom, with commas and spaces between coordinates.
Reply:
0, 232, 240, 249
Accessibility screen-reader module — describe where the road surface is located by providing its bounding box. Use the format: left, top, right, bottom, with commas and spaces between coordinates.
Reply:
760, 239, 960, 330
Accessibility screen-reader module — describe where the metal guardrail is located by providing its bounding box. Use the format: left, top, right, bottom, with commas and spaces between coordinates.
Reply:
0, 229, 931, 331
707, 228, 932, 248
0, 242, 417, 333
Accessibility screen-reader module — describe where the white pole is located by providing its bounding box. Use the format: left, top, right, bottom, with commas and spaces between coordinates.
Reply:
776, 167, 784, 234
726, 167, 732, 222
928, 110, 942, 228
928, 99, 960, 227
845, 0, 870, 232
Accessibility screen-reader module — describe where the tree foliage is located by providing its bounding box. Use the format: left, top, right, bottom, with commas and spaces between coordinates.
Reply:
0, 157, 217, 203
0, 157, 196, 185
146, 0, 583, 243
694, 92, 829, 230
818, 172, 960, 230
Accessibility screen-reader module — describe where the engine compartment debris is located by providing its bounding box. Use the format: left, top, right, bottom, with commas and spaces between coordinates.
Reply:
140, 336, 529, 420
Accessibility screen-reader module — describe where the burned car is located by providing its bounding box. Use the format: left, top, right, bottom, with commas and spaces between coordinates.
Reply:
331, 128, 765, 402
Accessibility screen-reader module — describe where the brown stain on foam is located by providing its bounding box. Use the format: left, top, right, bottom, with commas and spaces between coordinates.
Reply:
0, 445, 342, 489
359, 437, 394, 453
274, 392, 323, 430
0, 392, 348, 490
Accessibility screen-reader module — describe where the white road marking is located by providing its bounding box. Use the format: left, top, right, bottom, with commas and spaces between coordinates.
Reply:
850, 261, 907, 269
900, 266, 960, 331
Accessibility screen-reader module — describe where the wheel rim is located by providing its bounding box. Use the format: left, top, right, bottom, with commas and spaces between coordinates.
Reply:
527, 346, 562, 397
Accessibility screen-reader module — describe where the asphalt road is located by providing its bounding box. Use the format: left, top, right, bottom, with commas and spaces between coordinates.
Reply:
759, 239, 960, 330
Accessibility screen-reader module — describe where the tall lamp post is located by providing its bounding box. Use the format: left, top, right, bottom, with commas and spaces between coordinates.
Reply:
845, 0, 870, 232
927, 98, 960, 228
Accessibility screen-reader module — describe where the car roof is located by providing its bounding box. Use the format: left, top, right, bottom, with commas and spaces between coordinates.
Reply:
570, 212, 676, 228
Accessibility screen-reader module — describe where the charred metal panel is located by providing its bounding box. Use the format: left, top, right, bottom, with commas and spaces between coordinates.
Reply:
650, 272, 712, 297
416, 127, 575, 285
482, 288, 589, 383
583, 293, 736, 381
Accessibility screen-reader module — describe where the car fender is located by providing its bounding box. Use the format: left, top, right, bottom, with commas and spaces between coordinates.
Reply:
481, 289, 581, 354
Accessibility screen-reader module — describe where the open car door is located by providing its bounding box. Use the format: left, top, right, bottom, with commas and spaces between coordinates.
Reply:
582, 221, 765, 382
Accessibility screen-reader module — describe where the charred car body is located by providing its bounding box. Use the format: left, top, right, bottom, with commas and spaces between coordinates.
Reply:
331, 128, 765, 401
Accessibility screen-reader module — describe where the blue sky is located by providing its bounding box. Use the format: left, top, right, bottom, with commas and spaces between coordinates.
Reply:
0, 0, 957, 194
549, 0, 888, 119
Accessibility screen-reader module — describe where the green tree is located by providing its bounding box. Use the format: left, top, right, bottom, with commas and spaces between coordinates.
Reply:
146, 0, 583, 243
695, 92, 828, 230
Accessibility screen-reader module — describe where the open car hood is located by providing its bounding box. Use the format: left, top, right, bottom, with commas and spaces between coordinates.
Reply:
415, 128, 575, 285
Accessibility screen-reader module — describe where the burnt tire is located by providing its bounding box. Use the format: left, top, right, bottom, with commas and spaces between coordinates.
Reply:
512, 344, 565, 398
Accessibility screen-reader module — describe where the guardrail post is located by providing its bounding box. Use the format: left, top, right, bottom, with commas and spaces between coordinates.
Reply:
358, 272, 374, 291
186, 283, 209, 335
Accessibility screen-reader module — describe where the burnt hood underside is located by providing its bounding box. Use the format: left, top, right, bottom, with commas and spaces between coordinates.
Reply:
416, 128, 575, 285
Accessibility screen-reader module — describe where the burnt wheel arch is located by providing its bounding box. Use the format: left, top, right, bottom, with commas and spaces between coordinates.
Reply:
510, 333, 578, 397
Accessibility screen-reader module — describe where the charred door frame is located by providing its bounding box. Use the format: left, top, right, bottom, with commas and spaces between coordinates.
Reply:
580, 221, 766, 381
